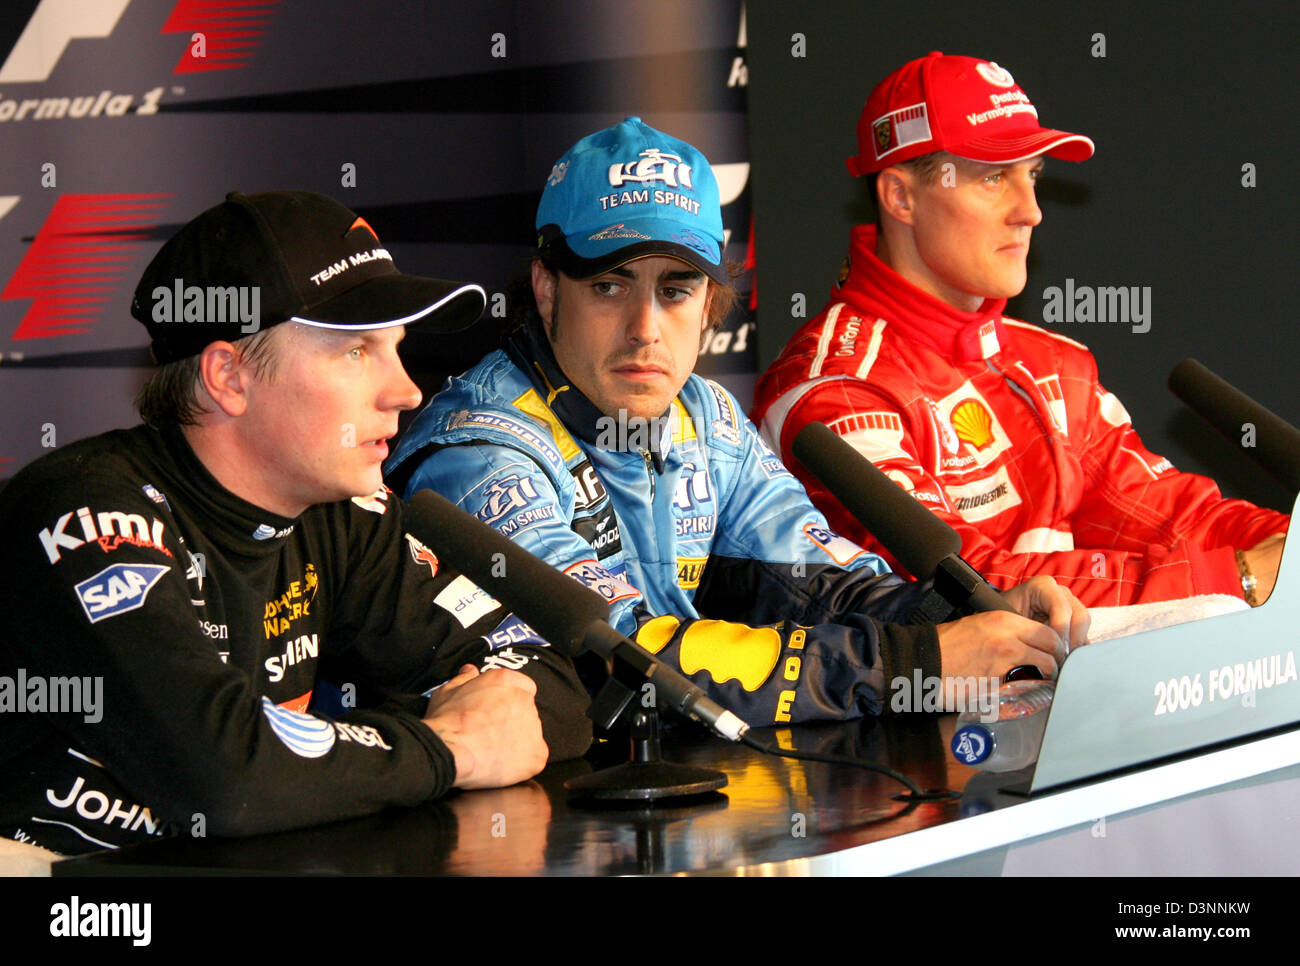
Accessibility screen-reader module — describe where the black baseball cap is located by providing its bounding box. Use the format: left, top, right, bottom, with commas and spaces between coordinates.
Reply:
131, 190, 486, 363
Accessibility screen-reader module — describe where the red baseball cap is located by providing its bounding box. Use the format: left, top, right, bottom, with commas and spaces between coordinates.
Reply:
846, 51, 1095, 176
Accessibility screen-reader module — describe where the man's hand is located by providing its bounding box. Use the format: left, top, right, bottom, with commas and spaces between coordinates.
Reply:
935, 610, 1064, 709
1002, 575, 1090, 652
423, 665, 547, 790
1242, 534, 1286, 604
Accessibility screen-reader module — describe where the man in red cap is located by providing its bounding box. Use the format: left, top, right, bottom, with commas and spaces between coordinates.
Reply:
0, 191, 589, 861
752, 52, 1288, 608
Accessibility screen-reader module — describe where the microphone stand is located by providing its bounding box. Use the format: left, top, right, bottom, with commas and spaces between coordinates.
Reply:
564, 643, 729, 802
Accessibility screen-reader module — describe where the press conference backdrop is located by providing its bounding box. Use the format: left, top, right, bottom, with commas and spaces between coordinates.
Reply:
746, 1, 1299, 513
0, 0, 753, 482
2, 1, 1295, 512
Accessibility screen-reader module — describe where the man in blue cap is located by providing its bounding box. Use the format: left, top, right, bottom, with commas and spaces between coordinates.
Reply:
387, 118, 1087, 726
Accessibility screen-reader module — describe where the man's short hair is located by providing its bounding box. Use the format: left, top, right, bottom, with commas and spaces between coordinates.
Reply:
135, 327, 280, 427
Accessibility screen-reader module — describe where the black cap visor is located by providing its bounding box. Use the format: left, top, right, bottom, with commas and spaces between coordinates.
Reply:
292, 276, 487, 332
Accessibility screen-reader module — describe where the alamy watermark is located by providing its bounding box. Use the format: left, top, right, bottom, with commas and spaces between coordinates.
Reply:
595, 410, 676, 451
0, 669, 102, 723
151, 279, 260, 334
890, 670, 998, 721
1041, 279, 1151, 334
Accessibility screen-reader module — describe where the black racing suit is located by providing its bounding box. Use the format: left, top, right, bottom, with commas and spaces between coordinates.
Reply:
0, 425, 589, 855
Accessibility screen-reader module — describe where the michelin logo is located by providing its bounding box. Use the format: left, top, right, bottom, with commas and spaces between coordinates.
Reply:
74, 564, 170, 624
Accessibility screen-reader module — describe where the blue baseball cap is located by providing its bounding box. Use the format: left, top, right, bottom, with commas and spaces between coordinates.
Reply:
535, 117, 727, 284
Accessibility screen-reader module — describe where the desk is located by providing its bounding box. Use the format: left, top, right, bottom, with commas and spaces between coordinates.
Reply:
54, 716, 1300, 876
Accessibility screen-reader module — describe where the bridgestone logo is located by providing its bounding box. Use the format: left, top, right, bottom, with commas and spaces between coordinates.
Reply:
955, 483, 1008, 512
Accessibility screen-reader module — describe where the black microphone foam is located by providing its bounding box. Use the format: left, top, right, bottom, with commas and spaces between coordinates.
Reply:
791, 421, 958, 579
1168, 358, 1300, 494
403, 488, 608, 657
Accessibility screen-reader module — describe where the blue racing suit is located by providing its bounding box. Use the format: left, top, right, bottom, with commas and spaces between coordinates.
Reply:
386, 323, 945, 725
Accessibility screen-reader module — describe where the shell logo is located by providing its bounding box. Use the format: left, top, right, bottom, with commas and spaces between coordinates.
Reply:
951, 399, 996, 449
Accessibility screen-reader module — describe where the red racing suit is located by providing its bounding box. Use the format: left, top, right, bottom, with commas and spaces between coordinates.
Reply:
751, 225, 1289, 607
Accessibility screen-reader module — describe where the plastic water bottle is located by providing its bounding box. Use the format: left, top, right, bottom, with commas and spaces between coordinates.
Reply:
950, 680, 1056, 772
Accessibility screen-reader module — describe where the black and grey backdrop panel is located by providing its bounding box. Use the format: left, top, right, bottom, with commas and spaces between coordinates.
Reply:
0, 0, 753, 481
747, 1, 1298, 511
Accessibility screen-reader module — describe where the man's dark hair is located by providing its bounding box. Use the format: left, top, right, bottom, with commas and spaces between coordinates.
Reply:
136, 327, 280, 427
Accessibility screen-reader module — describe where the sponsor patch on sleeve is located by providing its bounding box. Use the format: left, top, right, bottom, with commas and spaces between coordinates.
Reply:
483, 613, 548, 651
260, 697, 336, 759
434, 575, 501, 628
473, 473, 557, 539
404, 533, 439, 577
746, 424, 790, 478
74, 563, 171, 624
802, 524, 870, 566
563, 559, 641, 604
827, 411, 910, 464
676, 555, 708, 590
942, 466, 1022, 523
707, 380, 742, 446
449, 409, 566, 477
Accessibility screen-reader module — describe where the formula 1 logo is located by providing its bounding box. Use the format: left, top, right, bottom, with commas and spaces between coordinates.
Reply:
0, 0, 281, 84
74, 562, 170, 623
163, 1, 283, 75
0, 0, 133, 83
2, 194, 169, 341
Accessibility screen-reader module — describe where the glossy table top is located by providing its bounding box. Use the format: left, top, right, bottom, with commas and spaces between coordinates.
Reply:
57, 715, 986, 876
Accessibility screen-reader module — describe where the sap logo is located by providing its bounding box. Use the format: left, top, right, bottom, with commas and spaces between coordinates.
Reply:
477, 474, 539, 526
39, 506, 171, 563
572, 462, 608, 511
0, 0, 133, 84
74, 564, 170, 623
673, 464, 712, 511
608, 148, 694, 189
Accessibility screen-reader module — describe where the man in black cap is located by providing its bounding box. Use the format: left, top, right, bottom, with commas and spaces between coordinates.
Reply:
0, 191, 588, 860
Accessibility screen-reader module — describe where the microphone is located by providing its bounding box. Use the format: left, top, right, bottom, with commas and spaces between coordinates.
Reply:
1168, 358, 1300, 494
402, 488, 750, 741
790, 421, 1016, 615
